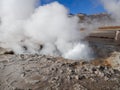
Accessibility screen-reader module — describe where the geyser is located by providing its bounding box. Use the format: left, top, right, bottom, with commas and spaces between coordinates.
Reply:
0, 0, 93, 60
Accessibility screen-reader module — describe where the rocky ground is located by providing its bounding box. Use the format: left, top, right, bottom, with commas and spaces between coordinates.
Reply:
0, 47, 120, 90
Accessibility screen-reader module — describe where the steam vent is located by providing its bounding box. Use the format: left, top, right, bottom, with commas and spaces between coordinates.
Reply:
0, 0, 120, 90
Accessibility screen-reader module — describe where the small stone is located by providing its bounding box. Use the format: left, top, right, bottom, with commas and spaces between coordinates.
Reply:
98, 72, 104, 77
113, 69, 120, 74
79, 75, 86, 80
92, 67, 97, 72
94, 71, 99, 74
75, 75, 79, 80
21, 72, 26, 78
99, 66, 105, 71
4, 50, 14, 55
67, 76, 72, 80
104, 76, 109, 81
59, 70, 64, 74
90, 78, 96, 82
0, 63, 5, 70
105, 73, 112, 78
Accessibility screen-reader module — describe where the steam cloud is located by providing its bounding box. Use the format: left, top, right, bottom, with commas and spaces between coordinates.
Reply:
0, 0, 93, 60
101, 0, 120, 23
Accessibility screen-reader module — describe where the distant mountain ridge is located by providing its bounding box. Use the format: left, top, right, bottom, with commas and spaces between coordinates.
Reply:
76, 13, 116, 25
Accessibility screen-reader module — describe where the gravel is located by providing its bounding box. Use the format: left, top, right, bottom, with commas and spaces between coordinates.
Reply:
0, 52, 120, 90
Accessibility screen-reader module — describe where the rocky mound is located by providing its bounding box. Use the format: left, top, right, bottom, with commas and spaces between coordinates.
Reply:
0, 48, 120, 90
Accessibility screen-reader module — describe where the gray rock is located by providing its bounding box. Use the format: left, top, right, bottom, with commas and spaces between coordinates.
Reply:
0, 53, 120, 90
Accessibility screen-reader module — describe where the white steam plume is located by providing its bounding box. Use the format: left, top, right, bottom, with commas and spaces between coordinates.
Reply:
0, 0, 93, 60
101, 0, 120, 23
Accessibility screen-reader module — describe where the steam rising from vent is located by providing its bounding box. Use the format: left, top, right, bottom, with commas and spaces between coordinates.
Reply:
0, 0, 93, 60
101, 0, 120, 23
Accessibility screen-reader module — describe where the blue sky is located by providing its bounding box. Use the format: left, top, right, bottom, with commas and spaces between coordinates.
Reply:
39, 0, 106, 15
